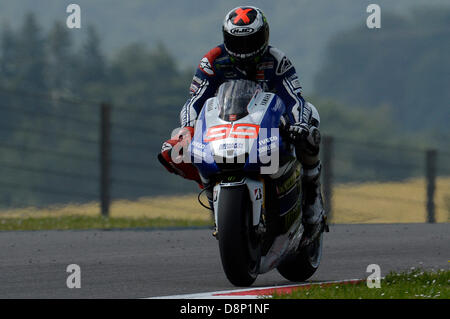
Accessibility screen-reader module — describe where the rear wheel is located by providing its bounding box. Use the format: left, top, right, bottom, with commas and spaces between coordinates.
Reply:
277, 232, 323, 282
218, 185, 261, 287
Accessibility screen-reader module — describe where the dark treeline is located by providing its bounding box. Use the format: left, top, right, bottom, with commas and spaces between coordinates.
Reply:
0, 13, 194, 207
0, 13, 190, 118
0, 12, 447, 208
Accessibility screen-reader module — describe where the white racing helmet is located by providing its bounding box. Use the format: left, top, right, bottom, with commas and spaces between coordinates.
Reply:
222, 6, 270, 63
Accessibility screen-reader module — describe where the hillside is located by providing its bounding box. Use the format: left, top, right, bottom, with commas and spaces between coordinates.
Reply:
314, 7, 450, 134
0, 0, 447, 90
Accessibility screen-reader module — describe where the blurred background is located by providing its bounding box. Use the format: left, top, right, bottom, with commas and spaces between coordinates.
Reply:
0, 0, 448, 224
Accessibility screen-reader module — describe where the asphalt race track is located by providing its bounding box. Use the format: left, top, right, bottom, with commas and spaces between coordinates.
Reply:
0, 223, 448, 298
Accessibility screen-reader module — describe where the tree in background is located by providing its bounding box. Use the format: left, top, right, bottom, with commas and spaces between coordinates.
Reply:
47, 21, 77, 97
76, 25, 107, 99
0, 25, 18, 85
15, 13, 48, 94
0, 25, 19, 141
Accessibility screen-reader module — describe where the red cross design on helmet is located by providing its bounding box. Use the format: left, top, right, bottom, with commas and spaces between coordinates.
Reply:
233, 8, 253, 24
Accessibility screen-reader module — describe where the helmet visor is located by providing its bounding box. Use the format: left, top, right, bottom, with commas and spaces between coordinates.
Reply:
223, 28, 267, 58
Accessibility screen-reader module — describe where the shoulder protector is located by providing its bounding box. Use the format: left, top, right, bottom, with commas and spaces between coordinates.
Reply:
269, 47, 294, 76
198, 46, 222, 76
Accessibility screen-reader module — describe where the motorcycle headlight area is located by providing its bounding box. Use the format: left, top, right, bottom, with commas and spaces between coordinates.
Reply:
214, 153, 249, 172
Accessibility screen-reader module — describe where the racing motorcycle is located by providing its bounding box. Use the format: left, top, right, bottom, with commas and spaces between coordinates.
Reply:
188, 80, 326, 287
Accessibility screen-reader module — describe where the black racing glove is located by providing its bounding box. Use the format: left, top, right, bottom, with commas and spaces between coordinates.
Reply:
288, 122, 310, 143
287, 122, 321, 158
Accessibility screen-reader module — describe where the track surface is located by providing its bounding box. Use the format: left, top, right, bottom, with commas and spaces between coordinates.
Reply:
0, 224, 448, 298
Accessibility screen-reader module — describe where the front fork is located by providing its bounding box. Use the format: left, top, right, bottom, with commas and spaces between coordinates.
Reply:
212, 178, 265, 238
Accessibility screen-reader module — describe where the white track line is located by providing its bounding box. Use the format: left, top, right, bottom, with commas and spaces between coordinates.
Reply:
148, 279, 364, 299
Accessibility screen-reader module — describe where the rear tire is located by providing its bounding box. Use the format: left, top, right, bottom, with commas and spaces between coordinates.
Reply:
277, 232, 323, 282
218, 185, 261, 287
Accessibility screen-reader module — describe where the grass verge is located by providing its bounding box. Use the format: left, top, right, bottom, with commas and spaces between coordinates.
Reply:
1, 177, 449, 224
272, 268, 450, 299
0, 215, 211, 231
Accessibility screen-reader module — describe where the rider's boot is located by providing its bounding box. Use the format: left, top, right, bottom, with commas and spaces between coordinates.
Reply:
301, 161, 329, 245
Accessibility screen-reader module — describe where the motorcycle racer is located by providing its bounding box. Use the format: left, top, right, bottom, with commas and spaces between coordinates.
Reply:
158, 6, 327, 241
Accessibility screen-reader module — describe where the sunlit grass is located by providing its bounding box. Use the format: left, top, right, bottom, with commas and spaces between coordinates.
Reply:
0, 177, 448, 230
0, 215, 211, 231
0, 194, 213, 221
332, 177, 450, 223
272, 268, 450, 299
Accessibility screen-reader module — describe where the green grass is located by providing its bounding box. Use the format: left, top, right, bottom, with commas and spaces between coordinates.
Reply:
0, 215, 211, 231
272, 269, 450, 299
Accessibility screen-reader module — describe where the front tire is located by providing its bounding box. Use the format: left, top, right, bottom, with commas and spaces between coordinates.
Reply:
218, 185, 261, 287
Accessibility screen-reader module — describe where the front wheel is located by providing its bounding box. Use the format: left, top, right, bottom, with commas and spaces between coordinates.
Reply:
277, 232, 323, 282
217, 185, 261, 287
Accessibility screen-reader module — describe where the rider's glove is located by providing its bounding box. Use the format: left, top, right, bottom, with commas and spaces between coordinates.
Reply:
158, 126, 202, 186
288, 122, 310, 143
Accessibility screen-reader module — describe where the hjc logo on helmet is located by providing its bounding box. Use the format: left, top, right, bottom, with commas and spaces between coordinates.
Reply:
230, 27, 255, 35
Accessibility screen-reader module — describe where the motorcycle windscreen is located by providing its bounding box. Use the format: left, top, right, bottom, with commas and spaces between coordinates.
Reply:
217, 80, 261, 122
